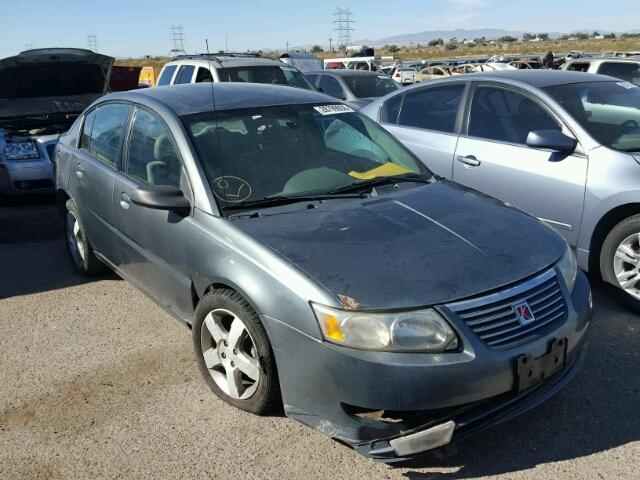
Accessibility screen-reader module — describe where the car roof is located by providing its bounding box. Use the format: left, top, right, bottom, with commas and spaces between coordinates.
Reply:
164, 56, 287, 69
568, 57, 640, 64
440, 69, 616, 88
307, 70, 386, 77
104, 83, 332, 115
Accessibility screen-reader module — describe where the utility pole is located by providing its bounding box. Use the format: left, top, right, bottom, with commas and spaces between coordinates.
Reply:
169, 25, 186, 57
329, 38, 333, 52
225, 33, 228, 52
286, 41, 289, 52
87, 34, 98, 52
24, 43, 34, 51
333, 7, 355, 52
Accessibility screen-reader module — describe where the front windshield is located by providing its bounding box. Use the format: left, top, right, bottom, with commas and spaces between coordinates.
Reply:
184, 104, 429, 210
343, 75, 399, 98
545, 81, 640, 152
217, 65, 313, 90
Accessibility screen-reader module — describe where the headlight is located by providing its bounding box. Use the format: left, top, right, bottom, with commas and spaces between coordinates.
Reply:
3, 141, 39, 160
556, 243, 578, 291
312, 303, 458, 352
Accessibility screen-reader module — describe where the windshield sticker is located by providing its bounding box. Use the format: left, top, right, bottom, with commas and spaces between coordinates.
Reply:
314, 105, 355, 115
212, 176, 252, 203
617, 81, 638, 90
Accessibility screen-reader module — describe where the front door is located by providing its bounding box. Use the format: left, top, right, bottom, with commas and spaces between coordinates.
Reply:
453, 84, 587, 246
113, 106, 195, 320
68, 102, 132, 265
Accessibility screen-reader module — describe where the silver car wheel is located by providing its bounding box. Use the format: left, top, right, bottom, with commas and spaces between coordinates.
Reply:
613, 232, 640, 300
200, 308, 261, 400
66, 211, 85, 265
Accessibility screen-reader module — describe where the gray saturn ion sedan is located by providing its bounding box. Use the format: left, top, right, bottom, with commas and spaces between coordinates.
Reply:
361, 70, 640, 312
55, 83, 591, 462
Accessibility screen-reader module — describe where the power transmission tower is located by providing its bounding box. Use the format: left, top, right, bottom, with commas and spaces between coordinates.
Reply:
170, 25, 186, 57
87, 34, 98, 52
333, 7, 354, 51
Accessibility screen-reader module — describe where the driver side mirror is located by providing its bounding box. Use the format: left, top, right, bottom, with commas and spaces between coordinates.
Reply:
526, 130, 577, 153
131, 185, 190, 213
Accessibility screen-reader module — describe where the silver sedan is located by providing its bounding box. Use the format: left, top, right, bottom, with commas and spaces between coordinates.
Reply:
362, 70, 640, 312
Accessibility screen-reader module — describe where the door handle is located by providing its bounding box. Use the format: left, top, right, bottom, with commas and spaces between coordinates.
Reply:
456, 155, 481, 167
75, 164, 84, 178
119, 192, 131, 210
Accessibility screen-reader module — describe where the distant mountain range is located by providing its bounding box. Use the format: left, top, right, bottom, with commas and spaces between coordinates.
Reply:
355, 29, 530, 46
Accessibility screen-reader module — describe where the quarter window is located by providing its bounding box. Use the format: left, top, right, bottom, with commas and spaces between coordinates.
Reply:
126, 109, 181, 187
382, 94, 403, 124
157, 65, 177, 86
174, 65, 195, 84
80, 109, 97, 150
397, 84, 465, 133
319, 76, 345, 99
468, 86, 561, 145
84, 103, 130, 167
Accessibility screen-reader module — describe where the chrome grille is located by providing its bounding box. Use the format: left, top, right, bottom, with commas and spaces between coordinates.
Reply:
447, 269, 567, 349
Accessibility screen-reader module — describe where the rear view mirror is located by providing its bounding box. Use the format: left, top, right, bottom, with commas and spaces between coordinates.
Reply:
131, 185, 190, 212
526, 130, 577, 153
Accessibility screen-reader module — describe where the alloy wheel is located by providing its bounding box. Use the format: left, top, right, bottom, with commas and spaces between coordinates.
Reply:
613, 232, 640, 300
66, 211, 85, 266
200, 308, 261, 400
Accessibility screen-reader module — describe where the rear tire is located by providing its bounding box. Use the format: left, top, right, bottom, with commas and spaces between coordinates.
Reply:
193, 289, 281, 415
64, 199, 105, 276
600, 215, 640, 313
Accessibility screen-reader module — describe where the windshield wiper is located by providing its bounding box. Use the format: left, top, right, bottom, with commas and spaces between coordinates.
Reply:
321, 173, 432, 195
224, 192, 364, 212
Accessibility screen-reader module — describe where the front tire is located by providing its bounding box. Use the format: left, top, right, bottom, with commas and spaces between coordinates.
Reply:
64, 199, 105, 276
193, 289, 280, 414
600, 215, 640, 312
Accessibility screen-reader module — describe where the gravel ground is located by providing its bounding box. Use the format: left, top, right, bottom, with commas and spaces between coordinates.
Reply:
1, 197, 639, 480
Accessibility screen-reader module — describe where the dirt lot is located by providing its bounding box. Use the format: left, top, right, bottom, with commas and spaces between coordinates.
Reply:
1, 197, 639, 480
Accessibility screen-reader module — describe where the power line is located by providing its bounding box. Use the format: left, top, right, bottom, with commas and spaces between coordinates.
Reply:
87, 34, 98, 52
170, 25, 186, 57
333, 7, 355, 51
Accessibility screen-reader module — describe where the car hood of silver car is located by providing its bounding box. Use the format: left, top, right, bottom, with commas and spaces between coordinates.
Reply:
0, 48, 114, 119
235, 180, 566, 310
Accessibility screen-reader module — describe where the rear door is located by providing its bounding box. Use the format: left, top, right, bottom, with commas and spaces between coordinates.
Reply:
69, 102, 132, 265
453, 82, 587, 245
113, 106, 195, 319
378, 82, 467, 178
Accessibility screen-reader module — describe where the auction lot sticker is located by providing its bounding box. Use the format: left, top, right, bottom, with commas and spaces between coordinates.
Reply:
314, 105, 355, 115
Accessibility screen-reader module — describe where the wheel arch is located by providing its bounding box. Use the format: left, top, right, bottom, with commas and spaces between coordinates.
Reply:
589, 203, 640, 277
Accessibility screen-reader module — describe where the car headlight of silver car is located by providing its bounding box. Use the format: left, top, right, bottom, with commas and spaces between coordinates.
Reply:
312, 304, 458, 352
3, 141, 39, 160
556, 243, 578, 291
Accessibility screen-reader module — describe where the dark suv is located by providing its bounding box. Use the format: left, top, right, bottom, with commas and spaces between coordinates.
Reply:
55, 83, 591, 462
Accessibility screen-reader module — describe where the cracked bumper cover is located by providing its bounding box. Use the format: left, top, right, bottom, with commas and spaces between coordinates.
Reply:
261, 271, 591, 461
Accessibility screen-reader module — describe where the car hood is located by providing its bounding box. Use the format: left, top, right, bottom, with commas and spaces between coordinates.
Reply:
234, 181, 565, 310
0, 48, 114, 119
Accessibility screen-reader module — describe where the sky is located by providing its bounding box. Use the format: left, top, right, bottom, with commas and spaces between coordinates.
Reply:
2, 0, 640, 58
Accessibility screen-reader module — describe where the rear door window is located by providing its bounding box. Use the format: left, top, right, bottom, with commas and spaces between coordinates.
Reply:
157, 65, 177, 86
174, 65, 195, 84
195, 67, 214, 83
397, 84, 465, 133
87, 103, 131, 168
468, 86, 561, 145
565, 62, 590, 72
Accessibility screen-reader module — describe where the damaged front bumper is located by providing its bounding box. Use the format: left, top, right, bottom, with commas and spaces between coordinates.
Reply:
261, 271, 591, 462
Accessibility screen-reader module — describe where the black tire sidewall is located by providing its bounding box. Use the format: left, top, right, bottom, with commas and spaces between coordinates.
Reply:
192, 290, 279, 414
600, 215, 640, 312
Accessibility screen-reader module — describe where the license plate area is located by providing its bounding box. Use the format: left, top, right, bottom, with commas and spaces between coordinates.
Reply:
516, 338, 567, 392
